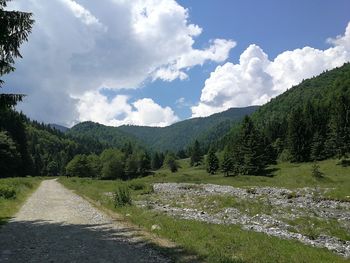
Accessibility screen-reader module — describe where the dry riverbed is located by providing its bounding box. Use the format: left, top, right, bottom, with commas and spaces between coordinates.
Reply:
134, 183, 350, 258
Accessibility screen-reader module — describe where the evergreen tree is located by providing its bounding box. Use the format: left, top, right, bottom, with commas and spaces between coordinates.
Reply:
0, 1, 34, 108
190, 140, 202, 166
125, 152, 138, 177
221, 147, 234, 176
327, 88, 350, 158
206, 147, 219, 175
138, 151, 151, 175
0, 131, 20, 177
287, 108, 309, 162
310, 132, 326, 161
151, 152, 163, 170
233, 116, 266, 175
164, 152, 178, 173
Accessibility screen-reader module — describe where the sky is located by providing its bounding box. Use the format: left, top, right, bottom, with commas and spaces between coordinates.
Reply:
3, 0, 350, 127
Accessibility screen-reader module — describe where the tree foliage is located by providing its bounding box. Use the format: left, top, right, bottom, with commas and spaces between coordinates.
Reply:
206, 147, 219, 175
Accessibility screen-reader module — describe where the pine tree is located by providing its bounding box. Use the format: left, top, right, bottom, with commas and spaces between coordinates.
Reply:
164, 152, 178, 173
190, 140, 202, 166
221, 147, 234, 176
234, 116, 266, 175
310, 132, 326, 161
287, 108, 309, 162
151, 152, 163, 170
206, 147, 219, 175
0, 1, 34, 108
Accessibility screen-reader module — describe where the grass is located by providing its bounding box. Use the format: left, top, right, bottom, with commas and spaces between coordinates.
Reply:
58, 158, 350, 262
139, 158, 350, 201
0, 177, 42, 225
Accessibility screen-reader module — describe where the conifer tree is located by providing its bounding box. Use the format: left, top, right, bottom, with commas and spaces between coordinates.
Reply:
287, 108, 309, 162
234, 116, 266, 175
221, 146, 234, 176
190, 140, 202, 166
0, 0, 34, 108
206, 147, 219, 175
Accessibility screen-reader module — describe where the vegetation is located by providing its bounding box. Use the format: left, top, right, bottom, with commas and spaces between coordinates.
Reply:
0, 177, 42, 225
67, 106, 259, 153
59, 158, 350, 262
206, 147, 219, 175
114, 185, 132, 207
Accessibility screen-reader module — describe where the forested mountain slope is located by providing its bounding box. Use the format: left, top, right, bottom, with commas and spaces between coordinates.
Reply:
68, 106, 259, 152
222, 63, 350, 163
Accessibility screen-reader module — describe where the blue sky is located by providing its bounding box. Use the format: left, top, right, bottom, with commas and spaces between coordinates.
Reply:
5, 0, 350, 127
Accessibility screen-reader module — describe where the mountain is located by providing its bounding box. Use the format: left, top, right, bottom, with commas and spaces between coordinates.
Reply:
252, 63, 350, 125
222, 62, 350, 162
49, 124, 69, 133
68, 106, 259, 152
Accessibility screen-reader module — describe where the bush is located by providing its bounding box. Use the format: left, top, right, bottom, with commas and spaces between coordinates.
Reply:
311, 163, 323, 179
128, 181, 146, 191
0, 185, 16, 199
114, 185, 132, 207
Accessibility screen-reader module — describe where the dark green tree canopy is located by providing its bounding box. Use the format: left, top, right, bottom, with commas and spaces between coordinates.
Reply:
0, 0, 34, 108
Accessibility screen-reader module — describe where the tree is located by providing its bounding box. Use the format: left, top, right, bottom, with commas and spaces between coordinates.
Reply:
125, 152, 138, 178
233, 116, 266, 175
206, 147, 219, 175
87, 154, 102, 178
287, 108, 309, 162
190, 140, 202, 166
100, 149, 125, 179
151, 152, 163, 170
47, 161, 59, 176
138, 151, 151, 175
65, 154, 91, 177
0, 131, 20, 177
221, 147, 234, 176
0, 1, 34, 108
164, 152, 178, 173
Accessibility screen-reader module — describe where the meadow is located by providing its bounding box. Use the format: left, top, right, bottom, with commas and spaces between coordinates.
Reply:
59, 159, 350, 262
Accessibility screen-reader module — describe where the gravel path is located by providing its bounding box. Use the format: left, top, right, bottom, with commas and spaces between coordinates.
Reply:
0, 179, 172, 263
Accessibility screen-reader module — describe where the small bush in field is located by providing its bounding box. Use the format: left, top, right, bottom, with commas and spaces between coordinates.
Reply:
311, 163, 323, 179
128, 181, 146, 191
114, 185, 132, 207
0, 185, 16, 199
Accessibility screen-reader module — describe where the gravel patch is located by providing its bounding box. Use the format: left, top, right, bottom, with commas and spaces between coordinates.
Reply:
137, 183, 350, 258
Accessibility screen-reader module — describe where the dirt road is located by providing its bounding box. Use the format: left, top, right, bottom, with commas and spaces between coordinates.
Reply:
0, 180, 172, 263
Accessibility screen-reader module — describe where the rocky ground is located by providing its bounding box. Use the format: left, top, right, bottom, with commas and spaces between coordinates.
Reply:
0, 180, 172, 263
135, 183, 350, 258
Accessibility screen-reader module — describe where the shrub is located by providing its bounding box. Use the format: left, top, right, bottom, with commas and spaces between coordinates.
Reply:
0, 185, 16, 199
114, 185, 132, 207
311, 163, 323, 179
128, 181, 146, 191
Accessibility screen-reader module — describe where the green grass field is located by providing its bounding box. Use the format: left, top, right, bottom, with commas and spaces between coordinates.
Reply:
59, 159, 350, 263
0, 177, 42, 225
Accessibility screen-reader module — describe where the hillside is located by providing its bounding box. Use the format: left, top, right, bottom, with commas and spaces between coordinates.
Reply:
68, 106, 259, 152
253, 63, 350, 126
222, 63, 350, 163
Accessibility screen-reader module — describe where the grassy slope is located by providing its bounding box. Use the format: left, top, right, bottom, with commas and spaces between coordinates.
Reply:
59, 159, 350, 263
0, 177, 42, 225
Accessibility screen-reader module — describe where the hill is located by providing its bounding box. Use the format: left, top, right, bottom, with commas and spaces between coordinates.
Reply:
68, 106, 259, 152
223, 63, 350, 163
49, 124, 69, 133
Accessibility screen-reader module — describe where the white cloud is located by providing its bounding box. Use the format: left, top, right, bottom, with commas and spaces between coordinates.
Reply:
192, 22, 350, 117
4, 0, 234, 126
76, 91, 179, 127
60, 0, 103, 28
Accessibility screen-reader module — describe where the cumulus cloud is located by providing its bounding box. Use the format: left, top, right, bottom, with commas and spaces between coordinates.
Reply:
76, 91, 179, 127
4, 0, 234, 126
192, 22, 350, 117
